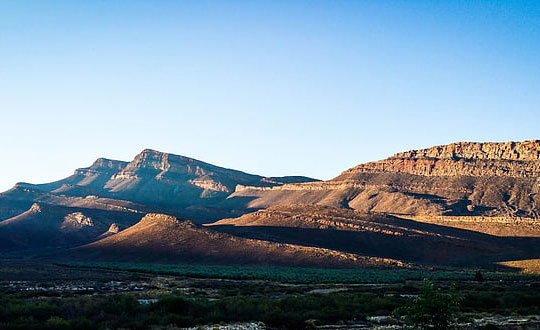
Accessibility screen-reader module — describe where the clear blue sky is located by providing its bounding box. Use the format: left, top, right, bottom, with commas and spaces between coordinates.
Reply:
1, 1, 539, 192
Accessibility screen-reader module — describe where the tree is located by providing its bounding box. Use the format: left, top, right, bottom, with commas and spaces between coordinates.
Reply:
394, 279, 463, 329
475, 270, 484, 282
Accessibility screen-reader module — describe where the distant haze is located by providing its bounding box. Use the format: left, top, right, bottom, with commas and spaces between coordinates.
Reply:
1, 1, 539, 192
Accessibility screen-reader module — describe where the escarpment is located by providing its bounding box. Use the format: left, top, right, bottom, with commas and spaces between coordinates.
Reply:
337, 140, 540, 179
229, 141, 540, 218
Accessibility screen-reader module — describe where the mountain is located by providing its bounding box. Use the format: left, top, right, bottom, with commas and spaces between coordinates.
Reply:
2, 140, 540, 270
0, 203, 143, 251
229, 140, 540, 219
73, 213, 407, 268
12, 149, 318, 222
208, 204, 538, 266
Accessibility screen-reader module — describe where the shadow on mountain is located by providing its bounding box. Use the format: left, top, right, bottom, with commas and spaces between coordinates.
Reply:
210, 221, 540, 267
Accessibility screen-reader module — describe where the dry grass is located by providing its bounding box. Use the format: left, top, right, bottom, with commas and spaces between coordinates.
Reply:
499, 259, 540, 274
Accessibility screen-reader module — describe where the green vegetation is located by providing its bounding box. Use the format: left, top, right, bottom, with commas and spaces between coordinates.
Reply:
0, 290, 407, 330
58, 262, 540, 284
394, 279, 463, 329
2, 279, 540, 329
2, 263, 540, 329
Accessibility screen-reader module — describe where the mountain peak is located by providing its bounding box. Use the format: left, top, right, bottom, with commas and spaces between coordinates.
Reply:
139, 213, 181, 226
75, 158, 129, 175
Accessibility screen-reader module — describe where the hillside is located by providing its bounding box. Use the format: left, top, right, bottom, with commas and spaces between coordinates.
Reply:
209, 204, 538, 266
0, 203, 142, 251
229, 140, 540, 218
74, 213, 406, 268
8, 149, 318, 222
1, 141, 540, 270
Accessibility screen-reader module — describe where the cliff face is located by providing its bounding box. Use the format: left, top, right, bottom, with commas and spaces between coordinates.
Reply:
230, 140, 540, 218
75, 158, 129, 176
397, 140, 540, 161
336, 140, 540, 179
6, 149, 318, 222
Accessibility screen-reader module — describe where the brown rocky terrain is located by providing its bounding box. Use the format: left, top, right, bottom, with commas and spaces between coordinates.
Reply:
2, 140, 540, 270
229, 140, 540, 219
339, 140, 540, 178
75, 213, 406, 268
0, 203, 142, 251
209, 204, 539, 266
11, 149, 317, 222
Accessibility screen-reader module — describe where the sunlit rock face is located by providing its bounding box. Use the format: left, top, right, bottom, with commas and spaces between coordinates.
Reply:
107, 223, 121, 234
230, 141, 540, 218
75, 158, 129, 177
337, 140, 540, 178
60, 212, 95, 232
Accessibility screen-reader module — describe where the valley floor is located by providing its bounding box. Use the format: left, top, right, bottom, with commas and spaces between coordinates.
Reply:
1, 260, 540, 329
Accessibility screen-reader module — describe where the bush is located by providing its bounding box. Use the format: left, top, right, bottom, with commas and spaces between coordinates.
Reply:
45, 316, 70, 330
394, 279, 462, 329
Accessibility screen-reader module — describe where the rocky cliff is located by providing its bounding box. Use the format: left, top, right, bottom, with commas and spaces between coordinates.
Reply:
229, 140, 540, 218
336, 140, 540, 179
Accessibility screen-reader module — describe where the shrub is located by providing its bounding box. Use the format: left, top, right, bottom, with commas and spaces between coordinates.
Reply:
394, 279, 463, 329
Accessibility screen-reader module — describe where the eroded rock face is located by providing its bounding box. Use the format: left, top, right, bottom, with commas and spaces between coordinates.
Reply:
338, 140, 540, 178
108, 223, 121, 234
29, 203, 42, 213
139, 213, 181, 226
230, 140, 540, 218
61, 212, 95, 231
74, 158, 129, 177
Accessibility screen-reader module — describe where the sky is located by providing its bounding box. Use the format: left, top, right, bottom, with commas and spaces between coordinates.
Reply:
0, 1, 539, 192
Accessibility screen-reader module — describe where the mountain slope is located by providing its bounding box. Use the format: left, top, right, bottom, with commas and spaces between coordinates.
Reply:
0, 203, 142, 251
229, 140, 540, 218
208, 204, 538, 266
74, 213, 407, 268
10, 149, 318, 222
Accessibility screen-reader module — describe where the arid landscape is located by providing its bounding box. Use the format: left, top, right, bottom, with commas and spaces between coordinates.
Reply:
2, 140, 540, 329
3, 1, 540, 328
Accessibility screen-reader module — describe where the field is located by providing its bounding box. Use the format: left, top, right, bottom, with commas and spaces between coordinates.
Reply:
60, 261, 540, 284
1, 261, 540, 329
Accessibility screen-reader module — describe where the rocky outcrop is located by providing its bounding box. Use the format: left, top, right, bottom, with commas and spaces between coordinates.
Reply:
107, 223, 121, 234
60, 212, 95, 232
138, 213, 182, 226
29, 203, 42, 213
337, 140, 540, 179
75, 158, 129, 176
395, 140, 540, 161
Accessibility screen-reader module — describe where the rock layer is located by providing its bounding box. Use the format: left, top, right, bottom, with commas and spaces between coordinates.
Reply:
337, 140, 540, 179
230, 140, 540, 218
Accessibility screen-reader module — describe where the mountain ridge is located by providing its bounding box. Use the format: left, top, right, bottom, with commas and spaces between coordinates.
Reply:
229, 140, 540, 218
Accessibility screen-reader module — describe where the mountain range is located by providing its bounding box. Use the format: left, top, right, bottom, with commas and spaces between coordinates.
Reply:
1, 140, 539, 270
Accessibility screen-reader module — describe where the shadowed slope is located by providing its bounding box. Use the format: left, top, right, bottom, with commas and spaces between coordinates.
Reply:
75, 213, 408, 268
0, 203, 142, 251
209, 205, 540, 266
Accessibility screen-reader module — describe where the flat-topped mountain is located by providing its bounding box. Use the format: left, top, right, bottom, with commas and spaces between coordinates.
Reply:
230, 140, 540, 218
